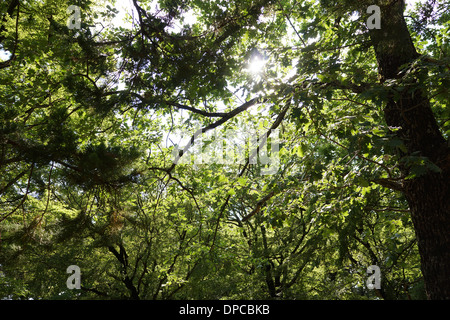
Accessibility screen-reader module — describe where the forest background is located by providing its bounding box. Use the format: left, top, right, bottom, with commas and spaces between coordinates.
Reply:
0, 0, 449, 300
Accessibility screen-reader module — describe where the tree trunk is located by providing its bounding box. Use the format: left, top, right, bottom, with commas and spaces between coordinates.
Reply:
367, 1, 450, 299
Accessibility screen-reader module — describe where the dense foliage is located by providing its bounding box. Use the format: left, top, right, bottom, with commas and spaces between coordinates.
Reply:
1, 0, 449, 300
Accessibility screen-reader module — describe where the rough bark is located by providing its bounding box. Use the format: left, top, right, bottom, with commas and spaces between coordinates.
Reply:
367, 0, 450, 299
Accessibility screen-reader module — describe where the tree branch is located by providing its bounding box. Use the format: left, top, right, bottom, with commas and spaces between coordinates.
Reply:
242, 191, 275, 222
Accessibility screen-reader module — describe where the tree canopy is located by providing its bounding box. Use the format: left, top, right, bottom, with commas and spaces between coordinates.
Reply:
0, 0, 449, 300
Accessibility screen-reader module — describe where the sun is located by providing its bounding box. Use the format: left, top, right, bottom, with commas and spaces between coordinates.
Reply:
247, 56, 267, 75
